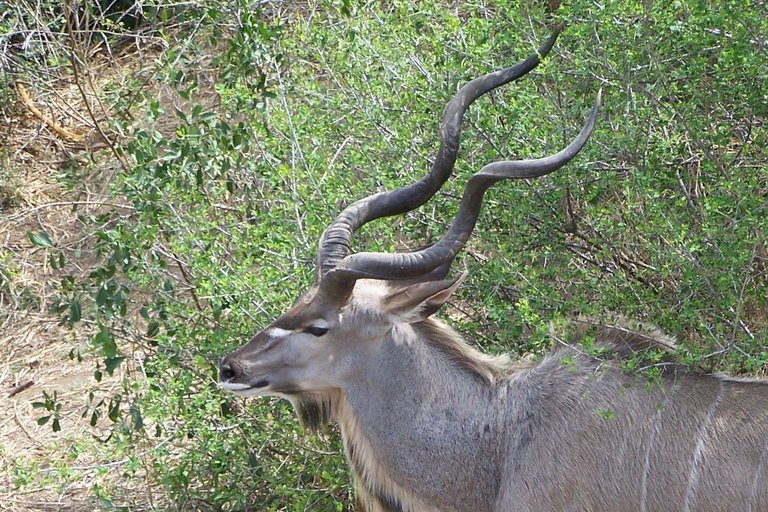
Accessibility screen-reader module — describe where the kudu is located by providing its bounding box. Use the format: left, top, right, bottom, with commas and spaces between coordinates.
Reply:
220, 25, 768, 512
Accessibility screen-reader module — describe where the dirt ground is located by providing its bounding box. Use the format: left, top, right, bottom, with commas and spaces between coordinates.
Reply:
0, 53, 155, 510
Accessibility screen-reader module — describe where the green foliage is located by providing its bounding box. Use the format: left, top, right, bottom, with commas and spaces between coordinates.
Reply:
8, 0, 766, 509
32, 391, 63, 432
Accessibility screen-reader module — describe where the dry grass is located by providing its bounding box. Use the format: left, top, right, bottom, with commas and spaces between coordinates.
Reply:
0, 37, 163, 509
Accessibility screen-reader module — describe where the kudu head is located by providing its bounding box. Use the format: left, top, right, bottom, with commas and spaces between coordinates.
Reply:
220, 24, 600, 418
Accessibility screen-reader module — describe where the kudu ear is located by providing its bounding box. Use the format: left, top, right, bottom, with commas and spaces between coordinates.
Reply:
383, 273, 466, 323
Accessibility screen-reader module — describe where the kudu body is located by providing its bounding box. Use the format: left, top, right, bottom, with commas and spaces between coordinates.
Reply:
221, 25, 768, 512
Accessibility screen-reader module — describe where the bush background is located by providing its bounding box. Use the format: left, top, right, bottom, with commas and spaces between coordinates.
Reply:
1, 0, 765, 510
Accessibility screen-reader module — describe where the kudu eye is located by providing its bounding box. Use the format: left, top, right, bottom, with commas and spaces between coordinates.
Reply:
304, 325, 329, 337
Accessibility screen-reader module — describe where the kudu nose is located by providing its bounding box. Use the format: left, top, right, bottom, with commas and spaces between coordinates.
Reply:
219, 359, 237, 382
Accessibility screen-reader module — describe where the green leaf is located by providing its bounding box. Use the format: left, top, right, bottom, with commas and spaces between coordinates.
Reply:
108, 398, 121, 422
69, 298, 82, 323
27, 231, 54, 248
105, 356, 125, 375
146, 320, 160, 337
93, 325, 118, 359
129, 404, 144, 430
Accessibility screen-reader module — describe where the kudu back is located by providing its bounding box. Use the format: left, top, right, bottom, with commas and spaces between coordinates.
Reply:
220, 25, 768, 512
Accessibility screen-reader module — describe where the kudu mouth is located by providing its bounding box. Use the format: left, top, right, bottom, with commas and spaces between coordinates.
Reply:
219, 359, 271, 395
219, 378, 271, 396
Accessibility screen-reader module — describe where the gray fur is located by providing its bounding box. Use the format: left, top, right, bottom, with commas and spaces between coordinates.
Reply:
221, 280, 768, 512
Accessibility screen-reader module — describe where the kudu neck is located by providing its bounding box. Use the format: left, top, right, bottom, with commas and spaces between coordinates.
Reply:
336, 320, 515, 512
